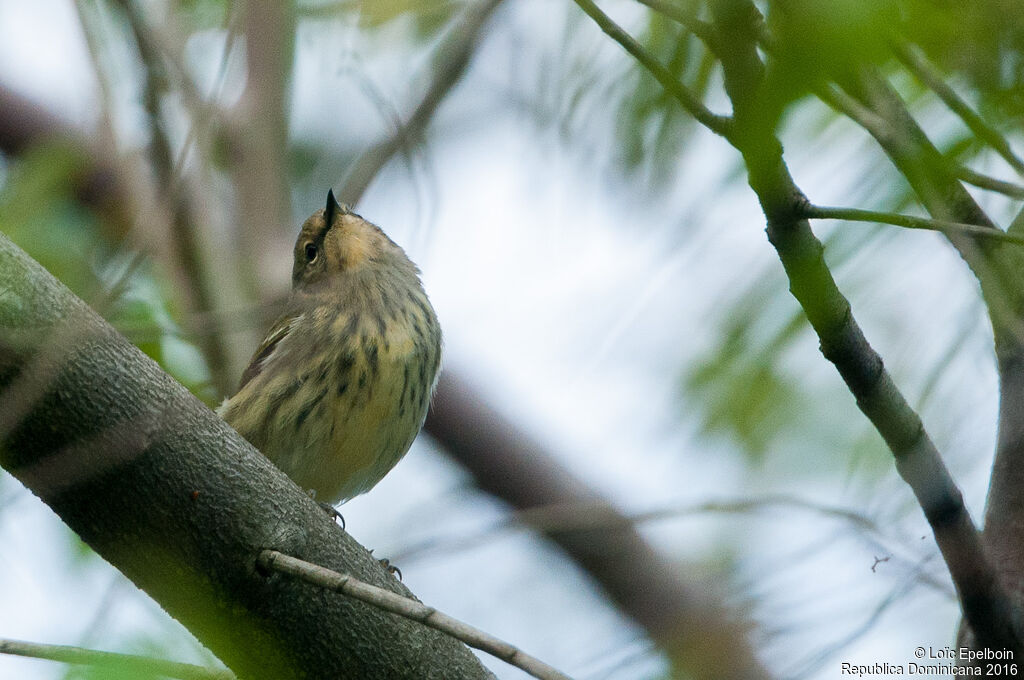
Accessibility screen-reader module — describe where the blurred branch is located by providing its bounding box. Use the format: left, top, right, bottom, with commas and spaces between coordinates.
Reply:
0, 85, 130, 238
894, 43, 1024, 176
230, 0, 294, 299
425, 370, 770, 680
570, 0, 733, 139
706, 0, 1021, 654
839, 72, 1024, 326
339, 0, 506, 205
815, 83, 896, 142
802, 204, 1024, 246
955, 165, 1024, 199
0, 84, 260, 394
632, 0, 716, 46
115, 0, 238, 396
393, 494, 899, 565
0, 637, 233, 680
0, 233, 491, 679
258, 550, 571, 680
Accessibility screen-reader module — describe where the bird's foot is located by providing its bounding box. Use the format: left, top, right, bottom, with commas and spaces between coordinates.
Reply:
369, 551, 402, 580
306, 489, 345, 529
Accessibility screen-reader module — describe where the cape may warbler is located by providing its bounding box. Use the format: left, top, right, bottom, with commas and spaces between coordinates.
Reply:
219, 190, 441, 504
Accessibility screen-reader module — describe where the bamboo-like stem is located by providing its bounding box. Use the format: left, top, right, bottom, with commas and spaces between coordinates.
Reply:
257, 550, 572, 680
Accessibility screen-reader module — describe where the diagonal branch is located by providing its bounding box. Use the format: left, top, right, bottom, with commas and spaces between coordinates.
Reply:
338, 0, 506, 205
426, 371, 771, 680
704, 0, 1022, 653
894, 43, 1024, 176
831, 71, 1024, 639
570, 0, 733, 139
632, 0, 717, 45
956, 165, 1024, 199
113, 0, 241, 395
0, 233, 491, 679
0, 637, 233, 680
258, 550, 571, 680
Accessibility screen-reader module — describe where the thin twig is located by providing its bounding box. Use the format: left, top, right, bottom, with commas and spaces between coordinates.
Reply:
894, 43, 1024, 176
814, 83, 894, 142
632, 0, 716, 45
339, 0, 506, 204
257, 550, 573, 680
802, 204, 1024, 247
955, 165, 1024, 199
168, 2, 239, 193
115, 0, 238, 395
0, 637, 234, 680
570, 0, 732, 138
391, 494, 893, 563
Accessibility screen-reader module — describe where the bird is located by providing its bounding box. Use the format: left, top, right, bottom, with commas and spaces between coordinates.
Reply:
218, 190, 441, 506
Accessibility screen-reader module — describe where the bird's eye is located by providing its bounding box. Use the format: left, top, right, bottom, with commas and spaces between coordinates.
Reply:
304, 243, 319, 263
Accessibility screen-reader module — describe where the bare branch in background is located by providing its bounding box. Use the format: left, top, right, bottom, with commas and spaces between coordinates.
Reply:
426, 370, 771, 680
339, 0, 507, 205
111, 0, 238, 395
570, 0, 733, 139
229, 0, 295, 299
393, 494, 955, 596
894, 43, 1024, 176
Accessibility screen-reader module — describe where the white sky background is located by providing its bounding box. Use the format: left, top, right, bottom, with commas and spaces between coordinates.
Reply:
0, 0, 1007, 678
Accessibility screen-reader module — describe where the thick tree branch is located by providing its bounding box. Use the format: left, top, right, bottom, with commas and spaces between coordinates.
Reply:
706, 0, 1022, 653
0, 233, 491, 680
830, 64, 1024, 641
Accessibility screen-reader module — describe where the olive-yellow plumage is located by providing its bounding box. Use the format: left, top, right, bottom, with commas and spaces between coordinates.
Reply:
218, 191, 441, 504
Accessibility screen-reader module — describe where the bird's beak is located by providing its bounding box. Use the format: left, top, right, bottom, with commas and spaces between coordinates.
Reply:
325, 189, 343, 226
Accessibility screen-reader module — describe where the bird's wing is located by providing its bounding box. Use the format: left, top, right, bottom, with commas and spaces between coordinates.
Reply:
235, 313, 302, 392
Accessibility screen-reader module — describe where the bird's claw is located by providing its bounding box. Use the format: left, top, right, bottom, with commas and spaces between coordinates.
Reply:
319, 502, 345, 529
307, 489, 345, 529
369, 551, 402, 580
